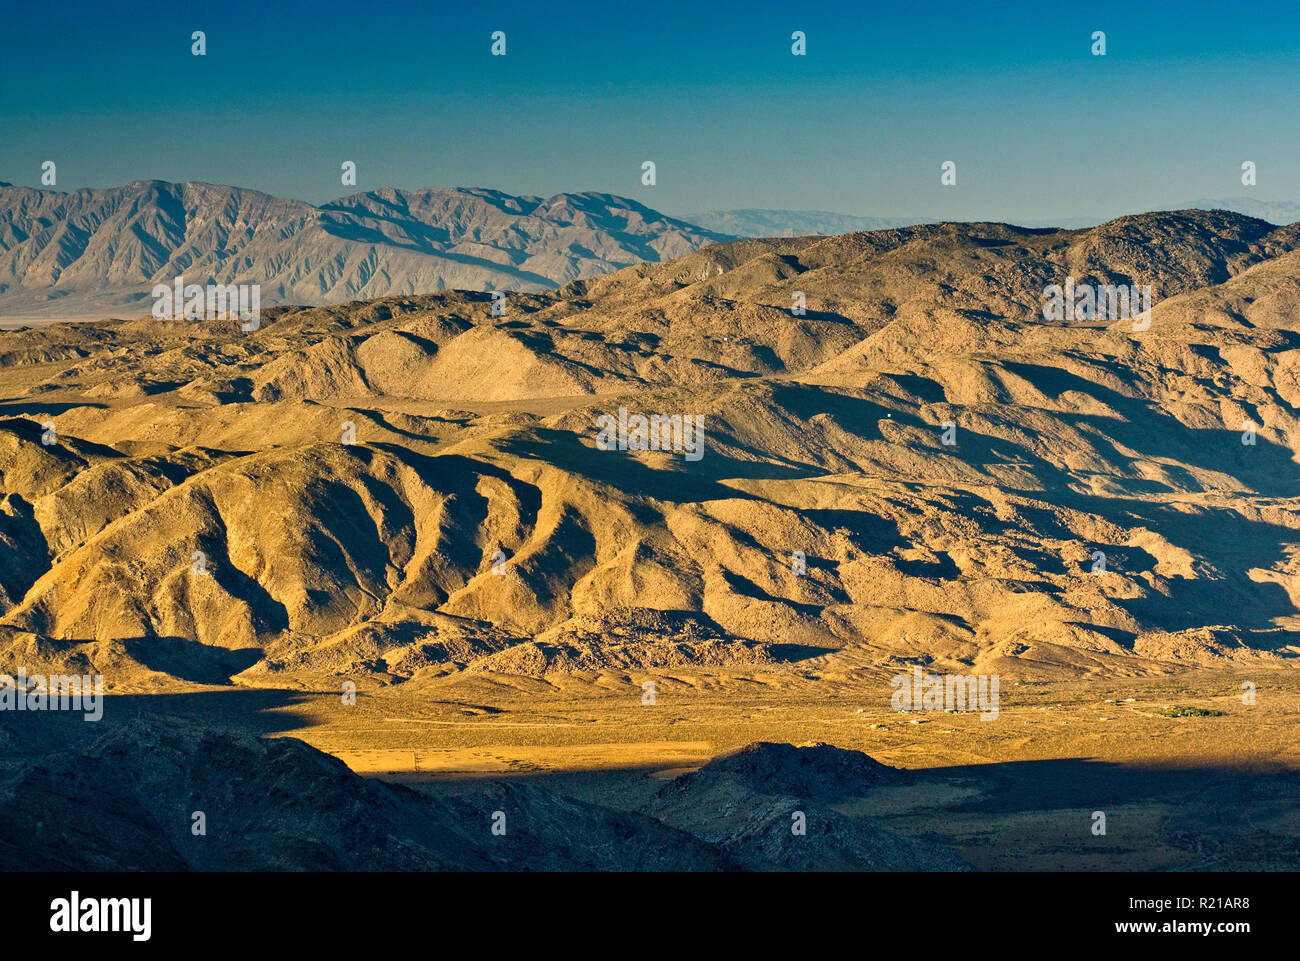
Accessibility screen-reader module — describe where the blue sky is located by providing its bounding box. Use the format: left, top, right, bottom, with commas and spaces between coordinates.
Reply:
2, 0, 1298, 221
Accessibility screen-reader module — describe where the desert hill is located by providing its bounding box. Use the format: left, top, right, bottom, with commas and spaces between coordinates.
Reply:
1, 209, 1299, 693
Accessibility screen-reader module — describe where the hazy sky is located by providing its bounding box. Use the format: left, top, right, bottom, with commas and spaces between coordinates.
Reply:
3, 0, 1299, 222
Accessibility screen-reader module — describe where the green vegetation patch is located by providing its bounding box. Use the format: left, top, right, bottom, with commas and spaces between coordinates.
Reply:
1155, 705, 1224, 718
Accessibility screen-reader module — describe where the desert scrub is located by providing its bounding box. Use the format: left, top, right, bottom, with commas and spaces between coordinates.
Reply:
1155, 705, 1224, 718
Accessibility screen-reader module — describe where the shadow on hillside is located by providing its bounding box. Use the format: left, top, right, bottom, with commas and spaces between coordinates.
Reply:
1002, 360, 1300, 497
390, 750, 1300, 870
1054, 496, 1300, 637
0, 493, 49, 603
351, 409, 445, 444
908, 756, 1294, 813
498, 427, 814, 503
373, 445, 544, 533
0, 689, 317, 758
424, 752, 1300, 870
0, 401, 109, 417
895, 756, 1300, 869
120, 637, 264, 685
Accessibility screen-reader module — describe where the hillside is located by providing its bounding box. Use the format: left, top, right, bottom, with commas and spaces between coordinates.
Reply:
2, 210, 1300, 693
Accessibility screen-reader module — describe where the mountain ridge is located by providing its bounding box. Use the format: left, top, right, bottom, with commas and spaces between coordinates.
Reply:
0, 180, 733, 319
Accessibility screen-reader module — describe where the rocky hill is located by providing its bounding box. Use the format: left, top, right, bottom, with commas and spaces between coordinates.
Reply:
2, 209, 1299, 693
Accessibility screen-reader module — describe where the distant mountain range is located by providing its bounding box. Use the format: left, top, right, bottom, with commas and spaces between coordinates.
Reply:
3, 180, 1298, 320
0, 181, 732, 319
681, 209, 923, 237
1181, 198, 1300, 226
682, 209, 1108, 235
685, 200, 1300, 237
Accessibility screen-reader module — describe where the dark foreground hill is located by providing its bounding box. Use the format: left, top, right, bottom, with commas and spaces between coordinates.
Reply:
0, 716, 950, 871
